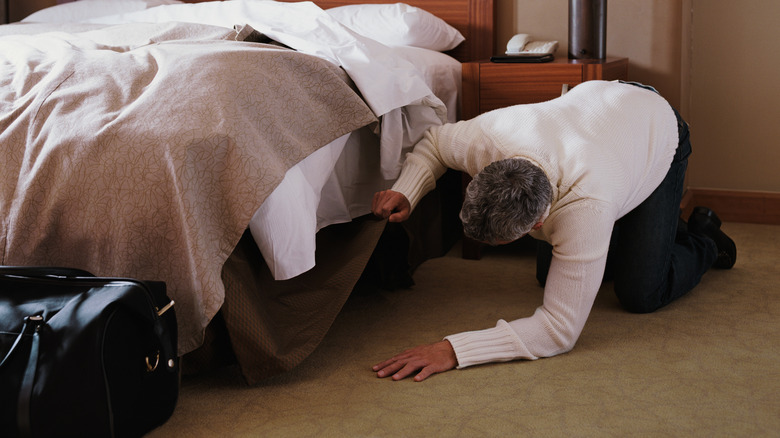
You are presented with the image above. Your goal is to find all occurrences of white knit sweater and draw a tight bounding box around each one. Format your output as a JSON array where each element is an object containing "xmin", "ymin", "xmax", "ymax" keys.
[{"xmin": 391, "ymin": 80, "xmax": 679, "ymax": 367}]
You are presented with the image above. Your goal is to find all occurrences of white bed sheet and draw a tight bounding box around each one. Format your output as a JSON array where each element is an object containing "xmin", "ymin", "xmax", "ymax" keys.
[{"xmin": 255, "ymin": 45, "xmax": 461, "ymax": 280}]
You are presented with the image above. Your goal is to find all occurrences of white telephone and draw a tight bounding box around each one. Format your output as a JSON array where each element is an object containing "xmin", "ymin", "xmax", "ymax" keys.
[{"xmin": 505, "ymin": 33, "xmax": 559, "ymax": 55}]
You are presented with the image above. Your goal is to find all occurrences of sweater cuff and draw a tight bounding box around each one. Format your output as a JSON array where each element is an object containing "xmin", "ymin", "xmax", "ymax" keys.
[
  {"xmin": 444, "ymin": 320, "xmax": 537, "ymax": 369},
  {"xmin": 390, "ymin": 159, "xmax": 436, "ymax": 211}
]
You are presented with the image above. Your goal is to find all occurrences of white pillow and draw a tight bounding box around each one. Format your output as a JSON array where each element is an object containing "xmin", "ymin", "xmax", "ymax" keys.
[
  {"xmin": 327, "ymin": 3, "xmax": 465, "ymax": 52},
  {"xmin": 22, "ymin": 0, "xmax": 183, "ymax": 23},
  {"xmin": 389, "ymin": 45, "xmax": 461, "ymax": 122}
]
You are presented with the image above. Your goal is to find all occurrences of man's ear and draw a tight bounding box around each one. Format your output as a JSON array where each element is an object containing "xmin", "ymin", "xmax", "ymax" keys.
[{"xmin": 532, "ymin": 221, "xmax": 544, "ymax": 231}]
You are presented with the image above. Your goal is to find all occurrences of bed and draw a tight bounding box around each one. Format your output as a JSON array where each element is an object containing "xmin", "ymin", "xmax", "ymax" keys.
[{"xmin": 1, "ymin": 0, "xmax": 494, "ymax": 383}]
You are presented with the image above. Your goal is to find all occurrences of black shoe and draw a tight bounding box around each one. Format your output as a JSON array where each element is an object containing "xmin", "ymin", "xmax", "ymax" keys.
[{"xmin": 687, "ymin": 206, "xmax": 737, "ymax": 269}]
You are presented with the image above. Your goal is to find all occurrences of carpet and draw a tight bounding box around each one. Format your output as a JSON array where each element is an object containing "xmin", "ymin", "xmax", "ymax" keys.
[{"xmin": 148, "ymin": 221, "xmax": 779, "ymax": 437}]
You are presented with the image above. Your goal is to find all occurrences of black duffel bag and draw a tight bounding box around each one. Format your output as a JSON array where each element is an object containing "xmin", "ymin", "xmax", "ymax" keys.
[{"xmin": 0, "ymin": 266, "xmax": 179, "ymax": 438}]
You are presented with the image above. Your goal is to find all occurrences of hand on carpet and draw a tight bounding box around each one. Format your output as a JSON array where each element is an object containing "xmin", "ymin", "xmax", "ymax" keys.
[{"xmin": 372, "ymin": 340, "xmax": 457, "ymax": 382}]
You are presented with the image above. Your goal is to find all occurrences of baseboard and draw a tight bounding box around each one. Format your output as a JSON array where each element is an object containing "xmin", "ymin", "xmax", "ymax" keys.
[{"xmin": 681, "ymin": 188, "xmax": 780, "ymax": 225}]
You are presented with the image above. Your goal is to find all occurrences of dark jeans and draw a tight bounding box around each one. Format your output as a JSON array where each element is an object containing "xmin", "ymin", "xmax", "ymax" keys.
[{"xmin": 536, "ymin": 94, "xmax": 717, "ymax": 313}]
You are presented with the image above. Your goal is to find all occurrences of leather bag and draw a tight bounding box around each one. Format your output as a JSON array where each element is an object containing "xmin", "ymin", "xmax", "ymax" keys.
[{"xmin": 0, "ymin": 266, "xmax": 179, "ymax": 438}]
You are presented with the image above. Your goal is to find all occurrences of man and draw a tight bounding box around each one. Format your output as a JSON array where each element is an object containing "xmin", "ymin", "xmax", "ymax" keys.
[{"xmin": 370, "ymin": 80, "xmax": 736, "ymax": 382}]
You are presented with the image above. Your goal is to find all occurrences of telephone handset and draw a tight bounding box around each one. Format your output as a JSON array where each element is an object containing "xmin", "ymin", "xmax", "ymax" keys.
[
  {"xmin": 505, "ymin": 33, "xmax": 559, "ymax": 55},
  {"xmin": 490, "ymin": 33, "xmax": 558, "ymax": 63}
]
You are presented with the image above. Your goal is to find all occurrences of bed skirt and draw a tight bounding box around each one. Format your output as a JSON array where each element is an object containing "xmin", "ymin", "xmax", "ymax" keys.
[{"xmin": 183, "ymin": 170, "xmax": 462, "ymax": 384}]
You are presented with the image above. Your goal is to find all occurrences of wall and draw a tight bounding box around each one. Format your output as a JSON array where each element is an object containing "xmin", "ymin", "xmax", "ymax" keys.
[
  {"xmin": 502, "ymin": 0, "xmax": 780, "ymax": 197},
  {"xmin": 687, "ymin": 0, "xmax": 780, "ymax": 192}
]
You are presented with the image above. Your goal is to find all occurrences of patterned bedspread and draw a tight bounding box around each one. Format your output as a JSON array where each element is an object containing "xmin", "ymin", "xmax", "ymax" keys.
[{"xmin": 0, "ymin": 22, "xmax": 377, "ymax": 354}]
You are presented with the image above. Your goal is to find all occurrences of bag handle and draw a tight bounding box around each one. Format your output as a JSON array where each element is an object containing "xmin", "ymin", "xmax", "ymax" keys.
[
  {"xmin": 18, "ymin": 316, "xmax": 43, "ymax": 438},
  {"xmin": 0, "ymin": 315, "xmax": 38, "ymax": 369},
  {"xmin": 0, "ymin": 266, "xmax": 94, "ymax": 278},
  {"xmin": 0, "ymin": 315, "xmax": 44, "ymax": 438}
]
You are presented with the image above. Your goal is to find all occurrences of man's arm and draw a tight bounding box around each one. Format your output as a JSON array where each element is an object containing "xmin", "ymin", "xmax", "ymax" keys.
[
  {"xmin": 387, "ymin": 127, "xmax": 451, "ymax": 212},
  {"xmin": 369, "ymin": 126, "xmax": 457, "ymax": 381},
  {"xmin": 448, "ymin": 202, "xmax": 614, "ymax": 367}
]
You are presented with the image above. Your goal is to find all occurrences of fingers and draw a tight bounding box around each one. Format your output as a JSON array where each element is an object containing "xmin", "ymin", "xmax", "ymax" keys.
[
  {"xmin": 375, "ymin": 359, "xmax": 440, "ymax": 382},
  {"xmin": 371, "ymin": 190, "xmax": 392, "ymax": 219},
  {"xmin": 412, "ymin": 366, "xmax": 436, "ymax": 382},
  {"xmin": 376, "ymin": 192, "xmax": 400, "ymax": 219},
  {"xmin": 371, "ymin": 191, "xmax": 383, "ymax": 216},
  {"xmin": 371, "ymin": 190, "xmax": 410, "ymax": 222},
  {"xmin": 373, "ymin": 361, "xmax": 405, "ymax": 379},
  {"xmin": 372, "ymin": 341, "xmax": 457, "ymax": 382},
  {"xmin": 372, "ymin": 357, "xmax": 401, "ymax": 375},
  {"xmin": 388, "ymin": 210, "xmax": 410, "ymax": 223},
  {"xmin": 373, "ymin": 358, "xmax": 424, "ymax": 381}
]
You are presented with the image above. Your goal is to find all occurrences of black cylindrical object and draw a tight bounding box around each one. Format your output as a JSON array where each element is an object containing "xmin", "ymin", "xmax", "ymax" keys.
[{"xmin": 568, "ymin": 0, "xmax": 607, "ymax": 59}]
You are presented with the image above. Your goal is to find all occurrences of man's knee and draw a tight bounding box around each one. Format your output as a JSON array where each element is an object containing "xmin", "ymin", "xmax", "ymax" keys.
[{"xmin": 614, "ymin": 283, "xmax": 662, "ymax": 314}]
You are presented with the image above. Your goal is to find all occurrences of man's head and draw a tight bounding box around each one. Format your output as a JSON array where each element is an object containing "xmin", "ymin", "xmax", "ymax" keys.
[{"xmin": 460, "ymin": 158, "xmax": 552, "ymax": 245}]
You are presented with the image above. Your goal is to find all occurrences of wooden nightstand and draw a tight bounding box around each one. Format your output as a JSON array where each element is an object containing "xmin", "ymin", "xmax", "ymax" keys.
[
  {"xmin": 462, "ymin": 57, "xmax": 628, "ymax": 120},
  {"xmin": 459, "ymin": 57, "xmax": 629, "ymax": 259}
]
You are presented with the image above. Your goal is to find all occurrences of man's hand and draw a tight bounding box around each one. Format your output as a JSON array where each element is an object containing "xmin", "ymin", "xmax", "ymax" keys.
[
  {"xmin": 371, "ymin": 190, "xmax": 411, "ymax": 223},
  {"xmin": 372, "ymin": 340, "xmax": 457, "ymax": 382}
]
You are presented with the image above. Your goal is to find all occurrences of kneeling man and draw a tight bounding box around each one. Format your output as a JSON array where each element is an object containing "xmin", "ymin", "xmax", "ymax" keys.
[{"xmin": 371, "ymin": 80, "xmax": 736, "ymax": 382}]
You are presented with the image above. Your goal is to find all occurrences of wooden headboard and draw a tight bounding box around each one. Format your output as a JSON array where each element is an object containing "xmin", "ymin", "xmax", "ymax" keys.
[{"xmin": 180, "ymin": 0, "xmax": 494, "ymax": 62}]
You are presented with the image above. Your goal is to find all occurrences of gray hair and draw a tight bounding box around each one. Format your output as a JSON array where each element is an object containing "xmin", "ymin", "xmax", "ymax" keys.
[{"xmin": 460, "ymin": 158, "xmax": 552, "ymax": 245}]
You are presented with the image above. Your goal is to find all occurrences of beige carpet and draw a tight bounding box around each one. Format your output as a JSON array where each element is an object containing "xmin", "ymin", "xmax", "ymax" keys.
[{"xmin": 148, "ymin": 222, "xmax": 780, "ymax": 437}]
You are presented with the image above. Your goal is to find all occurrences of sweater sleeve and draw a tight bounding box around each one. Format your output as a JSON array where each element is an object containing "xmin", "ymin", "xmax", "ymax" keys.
[
  {"xmin": 445, "ymin": 201, "xmax": 614, "ymax": 368},
  {"xmin": 445, "ymin": 319, "xmax": 536, "ymax": 368},
  {"xmin": 390, "ymin": 126, "xmax": 450, "ymax": 211}
]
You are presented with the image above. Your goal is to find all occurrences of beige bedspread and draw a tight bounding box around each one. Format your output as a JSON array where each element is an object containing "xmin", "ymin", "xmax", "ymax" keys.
[{"xmin": 0, "ymin": 22, "xmax": 377, "ymax": 354}]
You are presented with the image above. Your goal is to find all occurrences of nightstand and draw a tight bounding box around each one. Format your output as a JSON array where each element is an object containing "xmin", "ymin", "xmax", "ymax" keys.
[
  {"xmin": 462, "ymin": 57, "xmax": 628, "ymax": 120},
  {"xmin": 459, "ymin": 57, "xmax": 629, "ymax": 259}
]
